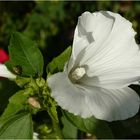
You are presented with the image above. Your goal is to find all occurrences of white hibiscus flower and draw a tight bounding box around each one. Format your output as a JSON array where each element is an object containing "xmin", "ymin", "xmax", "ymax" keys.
[
  {"xmin": 47, "ymin": 11, "xmax": 140, "ymax": 121},
  {"xmin": 0, "ymin": 64, "xmax": 16, "ymax": 79}
]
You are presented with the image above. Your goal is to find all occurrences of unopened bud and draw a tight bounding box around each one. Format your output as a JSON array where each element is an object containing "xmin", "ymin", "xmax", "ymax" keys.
[
  {"xmin": 16, "ymin": 77, "xmax": 30, "ymax": 87},
  {"xmin": 28, "ymin": 97, "xmax": 41, "ymax": 109},
  {"xmin": 36, "ymin": 77, "xmax": 45, "ymax": 88}
]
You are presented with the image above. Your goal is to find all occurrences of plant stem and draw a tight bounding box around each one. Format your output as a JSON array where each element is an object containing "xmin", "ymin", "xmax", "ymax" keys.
[
  {"xmin": 43, "ymin": 83, "xmax": 63, "ymax": 139},
  {"xmin": 47, "ymin": 103, "xmax": 63, "ymax": 139}
]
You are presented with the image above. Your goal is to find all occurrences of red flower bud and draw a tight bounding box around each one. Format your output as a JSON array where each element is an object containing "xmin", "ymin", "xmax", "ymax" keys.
[{"xmin": 0, "ymin": 49, "xmax": 9, "ymax": 63}]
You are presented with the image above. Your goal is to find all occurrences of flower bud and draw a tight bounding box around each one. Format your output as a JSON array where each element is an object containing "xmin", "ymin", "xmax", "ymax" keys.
[{"xmin": 28, "ymin": 97, "xmax": 41, "ymax": 109}]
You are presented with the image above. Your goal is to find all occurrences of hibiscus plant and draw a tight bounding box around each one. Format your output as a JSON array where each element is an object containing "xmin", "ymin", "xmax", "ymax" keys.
[{"xmin": 0, "ymin": 11, "xmax": 140, "ymax": 139}]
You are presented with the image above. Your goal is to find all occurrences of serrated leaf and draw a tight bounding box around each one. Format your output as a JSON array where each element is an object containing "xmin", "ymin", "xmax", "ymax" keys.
[
  {"xmin": 0, "ymin": 79, "xmax": 20, "ymax": 115},
  {"xmin": 63, "ymin": 111, "xmax": 114, "ymax": 139},
  {"xmin": 46, "ymin": 46, "xmax": 71, "ymax": 74},
  {"xmin": 0, "ymin": 112, "xmax": 33, "ymax": 139},
  {"xmin": 0, "ymin": 90, "xmax": 29, "ymax": 121},
  {"xmin": 6, "ymin": 32, "xmax": 44, "ymax": 77}
]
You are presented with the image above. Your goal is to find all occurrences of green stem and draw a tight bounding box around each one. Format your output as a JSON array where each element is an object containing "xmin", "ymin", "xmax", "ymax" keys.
[
  {"xmin": 52, "ymin": 117, "xmax": 63, "ymax": 139},
  {"xmin": 47, "ymin": 104, "xmax": 63, "ymax": 139},
  {"xmin": 43, "ymin": 83, "xmax": 63, "ymax": 139}
]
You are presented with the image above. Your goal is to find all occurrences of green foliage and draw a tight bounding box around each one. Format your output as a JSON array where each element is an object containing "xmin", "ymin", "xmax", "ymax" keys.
[
  {"xmin": 63, "ymin": 111, "xmax": 114, "ymax": 139},
  {"xmin": 24, "ymin": 1, "xmax": 66, "ymax": 49},
  {"xmin": 0, "ymin": 90, "xmax": 29, "ymax": 121},
  {"xmin": 0, "ymin": 79, "xmax": 19, "ymax": 115},
  {"xmin": 46, "ymin": 46, "xmax": 71, "ymax": 74},
  {"xmin": 6, "ymin": 32, "xmax": 44, "ymax": 77},
  {"xmin": 61, "ymin": 115, "xmax": 78, "ymax": 139},
  {"xmin": 0, "ymin": 112, "xmax": 33, "ymax": 139}
]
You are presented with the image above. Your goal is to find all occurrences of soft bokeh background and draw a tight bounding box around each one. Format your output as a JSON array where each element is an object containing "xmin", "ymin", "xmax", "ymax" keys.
[
  {"xmin": 0, "ymin": 1, "xmax": 140, "ymax": 139},
  {"xmin": 0, "ymin": 1, "xmax": 140, "ymax": 65}
]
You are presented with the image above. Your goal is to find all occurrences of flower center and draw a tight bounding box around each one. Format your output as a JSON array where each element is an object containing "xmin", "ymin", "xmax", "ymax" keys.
[{"xmin": 71, "ymin": 67, "xmax": 86, "ymax": 81}]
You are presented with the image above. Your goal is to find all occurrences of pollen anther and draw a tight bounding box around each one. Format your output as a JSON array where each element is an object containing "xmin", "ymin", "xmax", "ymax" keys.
[{"xmin": 71, "ymin": 67, "xmax": 86, "ymax": 81}]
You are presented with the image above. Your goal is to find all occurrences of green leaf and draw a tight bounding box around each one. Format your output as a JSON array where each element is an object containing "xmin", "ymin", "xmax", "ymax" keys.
[
  {"xmin": 0, "ymin": 79, "xmax": 20, "ymax": 115},
  {"xmin": 0, "ymin": 90, "xmax": 29, "ymax": 121},
  {"xmin": 46, "ymin": 46, "xmax": 71, "ymax": 74},
  {"xmin": 63, "ymin": 111, "xmax": 114, "ymax": 139},
  {"xmin": 0, "ymin": 112, "xmax": 33, "ymax": 139},
  {"xmin": 6, "ymin": 32, "xmax": 44, "ymax": 77},
  {"xmin": 61, "ymin": 115, "xmax": 77, "ymax": 139}
]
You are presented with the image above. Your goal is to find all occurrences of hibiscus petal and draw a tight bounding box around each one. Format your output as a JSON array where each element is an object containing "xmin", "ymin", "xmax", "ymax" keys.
[
  {"xmin": 79, "ymin": 11, "xmax": 136, "ymax": 66},
  {"xmin": 47, "ymin": 72, "xmax": 92, "ymax": 117},
  {"xmin": 80, "ymin": 61, "xmax": 140, "ymax": 89},
  {"xmin": 77, "ymin": 11, "xmax": 140, "ymax": 88},
  {"xmin": 48, "ymin": 72, "xmax": 140, "ymax": 121},
  {"xmin": 67, "ymin": 27, "xmax": 89, "ymax": 73},
  {"xmin": 0, "ymin": 64, "xmax": 16, "ymax": 79},
  {"xmin": 68, "ymin": 11, "xmax": 114, "ymax": 72},
  {"xmin": 78, "ymin": 11, "xmax": 114, "ymax": 44},
  {"xmin": 84, "ymin": 86, "xmax": 140, "ymax": 121}
]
